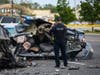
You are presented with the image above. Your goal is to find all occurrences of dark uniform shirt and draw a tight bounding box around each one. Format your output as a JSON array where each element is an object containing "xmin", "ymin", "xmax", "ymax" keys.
[{"xmin": 50, "ymin": 23, "xmax": 67, "ymax": 42}]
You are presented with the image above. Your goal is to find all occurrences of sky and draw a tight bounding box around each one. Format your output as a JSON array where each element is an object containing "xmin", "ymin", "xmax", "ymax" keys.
[{"xmin": 16, "ymin": 0, "xmax": 85, "ymax": 8}]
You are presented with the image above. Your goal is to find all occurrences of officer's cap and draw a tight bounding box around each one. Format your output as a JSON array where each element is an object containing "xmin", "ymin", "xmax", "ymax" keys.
[{"xmin": 56, "ymin": 17, "xmax": 62, "ymax": 21}]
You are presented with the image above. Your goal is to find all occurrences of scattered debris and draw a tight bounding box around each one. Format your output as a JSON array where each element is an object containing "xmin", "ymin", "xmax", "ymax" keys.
[
  {"xmin": 87, "ymin": 64, "xmax": 100, "ymax": 69},
  {"xmin": 34, "ymin": 71, "xmax": 40, "ymax": 75},
  {"xmin": 53, "ymin": 72, "xmax": 60, "ymax": 75},
  {"xmin": 68, "ymin": 66, "xmax": 80, "ymax": 70},
  {"xmin": 68, "ymin": 73, "xmax": 70, "ymax": 75}
]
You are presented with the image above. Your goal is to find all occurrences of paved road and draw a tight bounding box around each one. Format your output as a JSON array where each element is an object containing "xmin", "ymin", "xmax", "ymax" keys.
[
  {"xmin": 85, "ymin": 34, "xmax": 100, "ymax": 64},
  {"xmin": 0, "ymin": 34, "xmax": 100, "ymax": 75}
]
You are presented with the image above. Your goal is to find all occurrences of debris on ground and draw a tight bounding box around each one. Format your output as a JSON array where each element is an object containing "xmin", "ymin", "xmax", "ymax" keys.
[
  {"xmin": 68, "ymin": 66, "xmax": 80, "ymax": 70},
  {"xmin": 87, "ymin": 64, "xmax": 100, "ymax": 69}
]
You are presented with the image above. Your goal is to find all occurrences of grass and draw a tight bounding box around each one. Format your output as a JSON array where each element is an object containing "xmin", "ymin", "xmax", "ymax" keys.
[{"xmin": 85, "ymin": 29, "xmax": 100, "ymax": 34}]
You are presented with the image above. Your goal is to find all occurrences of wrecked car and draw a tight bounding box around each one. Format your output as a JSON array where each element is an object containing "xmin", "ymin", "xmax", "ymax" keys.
[
  {"xmin": 0, "ymin": 25, "xmax": 32, "ymax": 70},
  {"xmin": 11, "ymin": 18, "xmax": 94, "ymax": 60},
  {"xmin": 0, "ymin": 15, "xmax": 93, "ymax": 60}
]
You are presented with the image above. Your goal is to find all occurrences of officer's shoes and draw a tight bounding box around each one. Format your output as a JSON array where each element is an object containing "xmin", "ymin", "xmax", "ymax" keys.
[
  {"xmin": 55, "ymin": 68, "xmax": 60, "ymax": 72},
  {"xmin": 60, "ymin": 65, "xmax": 67, "ymax": 69},
  {"xmin": 55, "ymin": 65, "xmax": 60, "ymax": 68},
  {"xmin": 55, "ymin": 66, "xmax": 60, "ymax": 71}
]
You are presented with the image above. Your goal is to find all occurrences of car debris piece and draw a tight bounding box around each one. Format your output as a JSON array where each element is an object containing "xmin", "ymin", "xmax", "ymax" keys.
[
  {"xmin": 0, "ymin": 25, "xmax": 29, "ymax": 70},
  {"xmin": 68, "ymin": 66, "xmax": 80, "ymax": 70},
  {"xmin": 87, "ymin": 64, "xmax": 100, "ymax": 69}
]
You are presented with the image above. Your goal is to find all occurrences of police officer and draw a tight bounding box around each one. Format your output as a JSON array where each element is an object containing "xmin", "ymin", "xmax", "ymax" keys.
[{"xmin": 50, "ymin": 17, "xmax": 67, "ymax": 69}]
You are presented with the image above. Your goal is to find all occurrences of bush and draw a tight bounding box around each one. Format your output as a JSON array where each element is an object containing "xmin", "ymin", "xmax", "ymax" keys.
[
  {"xmin": 85, "ymin": 29, "xmax": 100, "ymax": 33},
  {"xmin": 94, "ymin": 29, "xmax": 100, "ymax": 32}
]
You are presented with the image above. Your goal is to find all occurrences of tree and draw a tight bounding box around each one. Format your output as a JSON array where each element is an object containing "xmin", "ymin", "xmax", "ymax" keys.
[
  {"xmin": 32, "ymin": 2, "xmax": 41, "ymax": 9},
  {"xmin": 43, "ymin": 4, "xmax": 57, "ymax": 13},
  {"xmin": 80, "ymin": 0, "xmax": 100, "ymax": 24},
  {"xmin": 94, "ymin": 0, "xmax": 100, "ymax": 21},
  {"xmin": 56, "ymin": 0, "xmax": 76, "ymax": 24},
  {"xmin": 20, "ymin": 2, "xmax": 33, "ymax": 9},
  {"xmin": 19, "ymin": 2, "xmax": 41, "ymax": 9},
  {"xmin": 44, "ymin": 4, "xmax": 52, "ymax": 9},
  {"xmin": 0, "ymin": 0, "xmax": 9, "ymax": 4}
]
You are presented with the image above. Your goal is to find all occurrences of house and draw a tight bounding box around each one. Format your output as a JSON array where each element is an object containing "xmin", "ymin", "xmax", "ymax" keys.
[
  {"xmin": 0, "ymin": 4, "xmax": 33, "ymax": 16},
  {"xmin": 32, "ymin": 10, "xmax": 58, "ymax": 21}
]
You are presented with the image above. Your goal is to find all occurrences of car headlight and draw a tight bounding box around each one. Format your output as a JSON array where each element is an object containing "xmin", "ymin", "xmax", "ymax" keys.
[
  {"xmin": 81, "ymin": 38, "xmax": 86, "ymax": 42},
  {"xmin": 0, "ymin": 52, "xmax": 3, "ymax": 59}
]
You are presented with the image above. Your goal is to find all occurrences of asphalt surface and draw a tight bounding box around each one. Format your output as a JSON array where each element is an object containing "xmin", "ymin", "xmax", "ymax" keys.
[{"xmin": 0, "ymin": 33, "xmax": 100, "ymax": 75}]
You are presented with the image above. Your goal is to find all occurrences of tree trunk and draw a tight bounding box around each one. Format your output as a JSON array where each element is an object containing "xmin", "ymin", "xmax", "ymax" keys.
[
  {"xmin": 92, "ymin": 27, "xmax": 94, "ymax": 32},
  {"xmin": 91, "ymin": 21, "xmax": 94, "ymax": 32}
]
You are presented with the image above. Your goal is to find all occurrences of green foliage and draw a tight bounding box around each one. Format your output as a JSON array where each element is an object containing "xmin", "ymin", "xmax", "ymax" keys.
[
  {"xmin": 80, "ymin": 0, "xmax": 100, "ymax": 24},
  {"xmin": 32, "ymin": 2, "xmax": 41, "ymax": 9},
  {"xmin": 0, "ymin": 0, "xmax": 9, "ymax": 4},
  {"xmin": 43, "ymin": 4, "xmax": 57, "ymax": 13},
  {"xmin": 19, "ymin": 2, "xmax": 57, "ymax": 12},
  {"xmin": 94, "ymin": 29, "xmax": 100, "ymax": 32},
  {"xmin": 44, "ymin": 4, "xmax": 54, "ymax": 9},
  {"xmin": 94, "ymin": 0, "xmax": 100, "ymax": 21},
  {"xmin": 20, "ymin": 2, "xmax": 41, "ymax": 9},
  {"xmin": 57, "ymin": 0, "xmax": 76, "ymax": 24},
  {"xmin": 20, "ymin": 2, "xmax": 33, "ymax": 9}
]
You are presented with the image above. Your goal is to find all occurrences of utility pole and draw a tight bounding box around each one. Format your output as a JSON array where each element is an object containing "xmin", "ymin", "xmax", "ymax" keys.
[
  {"xmin": 11, "ymin": 0, "xmax": 14, "ymax": 17},
  {"xmin": 74, "ymin": 0, "xmax": 77, "ymax": 18},
  {"xmin": 20, "ymin": 0, "xmax": 28, "ymax": 3}
]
